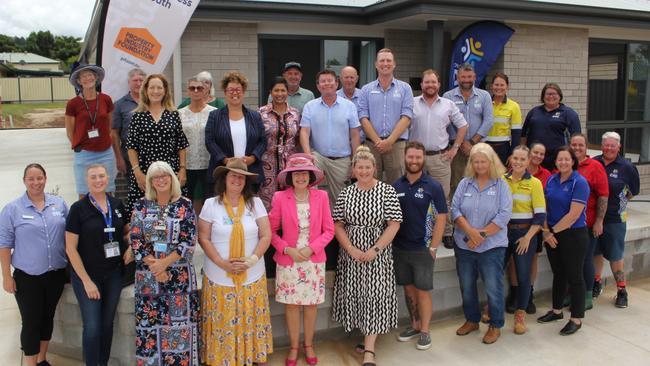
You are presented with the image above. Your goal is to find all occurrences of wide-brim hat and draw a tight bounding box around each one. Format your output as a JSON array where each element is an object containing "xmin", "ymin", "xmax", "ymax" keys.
[
  {"xmin": 276, "ymin": 153, "xmax": 325, "ymax": 188},
  {"xmin": 69, "ymin": 63, "xmax": 105, "ymax": 89},
  {"xmin": 213, "ymin": 158, "xmax": 258, "ymax": 182}
]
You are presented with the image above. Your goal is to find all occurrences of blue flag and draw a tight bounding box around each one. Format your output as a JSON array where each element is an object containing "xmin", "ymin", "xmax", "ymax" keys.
[{"xmin": 448, "ymin": 21, "xmax": 514, "ymax": 89}]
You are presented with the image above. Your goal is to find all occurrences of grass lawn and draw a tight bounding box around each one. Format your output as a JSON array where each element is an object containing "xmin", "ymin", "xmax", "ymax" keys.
[{"xmin": 1, "ymin": 102, "xmax": 66, "ymax": 128}]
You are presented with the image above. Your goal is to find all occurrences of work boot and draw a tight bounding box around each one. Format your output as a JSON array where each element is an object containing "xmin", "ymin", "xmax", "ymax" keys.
[
  {"xmin": 514, "ymin": 310, "xmax": 527, "ymax": 335},
  {"xmin": 456, "ymin": 321, "xmax": 479, "ymax": 336},
  {"xmin": 482, "ymin": 326, "xmax": 501, "ymax": 344}
]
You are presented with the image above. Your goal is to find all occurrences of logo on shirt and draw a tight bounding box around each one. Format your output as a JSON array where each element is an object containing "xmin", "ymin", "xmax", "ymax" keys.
[
  {"xmin": 552, "ymin": 112, "xmax": 561, "ymax": 119},
  {"xmin": 415, "ymin": 187, "xmax": 425, "ymax": 199},
  {"xmin": 610, "ymin": 169, "xmax": 619, "ymax": 179}
]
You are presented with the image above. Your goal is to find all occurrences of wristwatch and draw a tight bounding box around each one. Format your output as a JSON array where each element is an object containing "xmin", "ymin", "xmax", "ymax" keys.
[{"xmin": 479, "ymin": 231, "xmax": 487, "ymax": 238}]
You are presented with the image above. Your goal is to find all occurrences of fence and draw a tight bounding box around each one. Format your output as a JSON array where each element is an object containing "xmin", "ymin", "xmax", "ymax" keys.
[{"xmin": 0, "ymin": 77, "xmax": 75, "ymax": 102}]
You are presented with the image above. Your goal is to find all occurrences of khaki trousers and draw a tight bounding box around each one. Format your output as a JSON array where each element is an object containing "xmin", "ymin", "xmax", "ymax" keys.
[
  {"xmin": 313, "ymin": 151, "xmax": 351, "ymax": 208},
  {"xmin": 365, "ymin": 140, "xmax": 406, "ymax": 184}
]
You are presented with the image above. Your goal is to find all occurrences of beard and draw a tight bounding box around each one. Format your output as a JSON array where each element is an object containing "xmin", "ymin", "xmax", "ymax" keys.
[
  {"xmin": 422, "ymin": 88, "xmax": 438, "ymax": 98},
  {"xmin": 406, "ymin": 162, "xmax": 424, "ymax": 174}
]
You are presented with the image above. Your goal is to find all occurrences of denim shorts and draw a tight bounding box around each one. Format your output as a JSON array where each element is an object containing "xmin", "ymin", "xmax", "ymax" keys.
[
  {"xmin": 393, "ymin": 246, "xmax": 434, "ymax": 291},
  {"xmin": 73, "ymin": 147, "xmax": 117, "ymax": 195},
  {"xmin": 594, "ymin": 222, "xmax": 626, "ymax": 261}
]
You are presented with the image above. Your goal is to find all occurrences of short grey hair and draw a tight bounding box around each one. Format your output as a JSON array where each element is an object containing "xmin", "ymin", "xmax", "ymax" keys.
[
  {"xmin": 196, "ymin": 71, "xmax": 215, "ymax": 96},
  {"xmin": 602, "ymin": 131, "xmax": 621, "ymax": 145},
  {"xmin": 145, "ymin": 161, "xmax": 182, "ymax": 201},
  {"xmin": 458, "ymin": 63, "xmax": 475, "ymax": 73},
  {"xmin": 128, "ymin": 68, "xmax": 146, "ymax": 79}
]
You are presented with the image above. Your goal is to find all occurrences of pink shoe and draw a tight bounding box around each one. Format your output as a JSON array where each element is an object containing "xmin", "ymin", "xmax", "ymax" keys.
[
  {"xmin": 285, "ymin": 347, "xmax": 298, "ymax": 366},
  {"xmin": 304, "ymin": 344, "xmax": 318, "ymax": 365}
]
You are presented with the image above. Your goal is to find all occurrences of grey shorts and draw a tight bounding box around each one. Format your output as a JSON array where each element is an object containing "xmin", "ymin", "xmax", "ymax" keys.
[{"xmin": 393, "ymin": 246, "xmax": 435, "ymax": 291}]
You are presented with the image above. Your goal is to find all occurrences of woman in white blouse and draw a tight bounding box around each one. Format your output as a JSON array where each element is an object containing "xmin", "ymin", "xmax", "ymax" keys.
[{"xmin": 179, "ymin": 76, "xmax": 217, "ymax": 213}]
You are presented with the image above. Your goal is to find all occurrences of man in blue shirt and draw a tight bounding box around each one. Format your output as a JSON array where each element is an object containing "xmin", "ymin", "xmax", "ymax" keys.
[
  {"xmin": 442, "ymin": 63, "xmax": 494, "ymax": 196},
  {"xmin": 593, "ymin": 132, "xmax": 640, "ymax": 308},
  {"xmin": 359, "ymin": 48, "xmax": 414, "ymax": 184},
  {"xmin": 300, "ymin": 69, "xmax": 361, "ymax": 206},
  {"xmin": 392, "ymin": 141, "xmax": 447, "ymax": 351},
  {"xmin": 111, "ymin": 68, "xmax": 145, "ymax": 175}
]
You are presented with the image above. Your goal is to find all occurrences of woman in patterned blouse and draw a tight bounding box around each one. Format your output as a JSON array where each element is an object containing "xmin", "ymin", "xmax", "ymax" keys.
[
  {"xmin": 258, "ymin": 77, "xmax": 301, "ymax": 211},
  {"xmin": 126, "ymin": 74, "xmax": 189, "ymax": 213}
]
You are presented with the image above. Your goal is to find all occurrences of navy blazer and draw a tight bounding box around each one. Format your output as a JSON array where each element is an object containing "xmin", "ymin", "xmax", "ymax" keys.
[{"xmin": 205, "ymin": 105, "xmax": 267, "ymax": 185}]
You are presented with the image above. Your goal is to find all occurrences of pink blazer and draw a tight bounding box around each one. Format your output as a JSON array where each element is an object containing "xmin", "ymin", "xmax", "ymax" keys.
[{"xmin": 268, "ymin": 187, "xmax": 335, "ymax": 266}]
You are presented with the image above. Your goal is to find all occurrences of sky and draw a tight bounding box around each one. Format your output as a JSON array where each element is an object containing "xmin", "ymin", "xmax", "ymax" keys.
[
  {"xmin": 1, "ymin": 0, "xmax": 648, "ymax": 39},
  {"xmin": 0, "ymin": 0, "xmax": 96, "ymax": 38}
]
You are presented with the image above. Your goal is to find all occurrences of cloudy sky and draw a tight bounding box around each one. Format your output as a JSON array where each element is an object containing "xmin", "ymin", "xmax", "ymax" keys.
[
  {"xmin": 1, "ymin": 0, "xmax": 96, "ymax": 38},
  {"xmin": 1, "ymin": 0, "xmax": 648, "ymax": 39}
]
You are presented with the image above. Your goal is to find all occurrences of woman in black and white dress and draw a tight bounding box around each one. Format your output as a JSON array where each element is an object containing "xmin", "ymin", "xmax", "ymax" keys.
[{"xmin": 331, "ymin": 145, "xmax": 402, "ymax": 366}]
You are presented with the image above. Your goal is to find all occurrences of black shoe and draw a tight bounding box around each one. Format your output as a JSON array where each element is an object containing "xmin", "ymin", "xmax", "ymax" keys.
[
  {"xmin": 537, "ymin": 310, "xmax": 563, "ymax": 323},
  {"xmin": 615, "ymin": 288, "xmax": 628, "ymax": 308},
  {"xmin": 592, "ymin": 280, "xmax": 603, "ymax": 298},
  {"xmin": 37, "ymin": 361, "xmax": 52, "ymax": 366},
  {"xmin": 559, "ymin": 320, "xmax": 582, "ymax": 335},
  {"xmin": 526, "ymin": 287, "xmax": 537, "ymax": 314},
  {"xmin": 442, "ymin": 235, "xmax": 454, "ymax": 249},
  {"xmin": 505, "ymin": 286, "xmax": 517, "ymax": 314}
]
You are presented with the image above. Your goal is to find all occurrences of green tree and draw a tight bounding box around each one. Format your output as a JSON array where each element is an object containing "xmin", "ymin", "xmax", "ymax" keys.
[
  {"xmin": 53, "ymin": 35, "xmax": 81, "ymax": 61},
  {"xmin": 25, "ymin": 31, "xmax": 55, "ymax": 58},
  {"xmin": 0, "ymin": 34, "xmax": 19, "ymax": 52}
]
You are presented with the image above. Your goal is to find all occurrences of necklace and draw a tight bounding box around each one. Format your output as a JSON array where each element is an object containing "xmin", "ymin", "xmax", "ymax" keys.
[{"xmin": 294, "ymin": 190, "xmax": 309, "ymax": 203}]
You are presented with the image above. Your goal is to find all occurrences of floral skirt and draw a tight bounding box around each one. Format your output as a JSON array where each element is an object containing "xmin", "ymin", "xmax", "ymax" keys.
[
  {"xmin": 275, "ymin": 262, "xmax": 326, "ymax": 305},
  {"xmin": 200, "ymin": 275, "xmax": 273, "ymax": 366}
]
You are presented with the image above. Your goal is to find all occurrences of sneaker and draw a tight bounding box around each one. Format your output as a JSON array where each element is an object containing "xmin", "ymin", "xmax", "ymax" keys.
[
  {"xmin": 615, "ymin": 288, "xmax": 628, "ymax": 308},
  {"xmin": 416, "ymin": 332, "xmax": 432, "ymax": 350},
  {"xmin": 592, "ymin": 280, "xmax": 603, "ymax": 298},
  {"xmin": 397, "ymin": 327, "xmax": 420, "ymax": 342}
]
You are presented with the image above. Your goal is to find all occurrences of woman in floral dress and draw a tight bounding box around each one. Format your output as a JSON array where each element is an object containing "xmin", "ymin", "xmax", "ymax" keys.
[
  {"xmin": 268, "ymin": 153, "xmax": 334, "ymax": 366},
  {"xmin": 258, "ymin": 77, "xmax": 301, "ymax": 211},
  {"xmin": 130, "ymin": 161, "xmax": 200, "ymax": 365}
]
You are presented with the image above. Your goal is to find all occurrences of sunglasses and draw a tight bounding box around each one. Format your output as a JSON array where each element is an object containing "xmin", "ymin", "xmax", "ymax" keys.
[{"xmin": 188, "ymin": 86, "xmax": 205, "ymax": 92}]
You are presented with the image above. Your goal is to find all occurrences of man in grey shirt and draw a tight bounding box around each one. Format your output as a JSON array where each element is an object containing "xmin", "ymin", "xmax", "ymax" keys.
[
  {"xmin": 112, "ymin": 68, "xmax": 145, "ymax": 174},
  {"xmin": 267, "ymin": 61, "xmax": 314, "ymax": 113},
  {"xmin": 442, "ymin": 63, "xmax": 494, "ymax": 195}
]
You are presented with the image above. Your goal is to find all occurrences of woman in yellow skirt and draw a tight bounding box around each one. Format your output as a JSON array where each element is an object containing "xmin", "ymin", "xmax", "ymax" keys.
[{"xmin": 197, "ymin": 158, "xmax": 273, "ymax": 365}]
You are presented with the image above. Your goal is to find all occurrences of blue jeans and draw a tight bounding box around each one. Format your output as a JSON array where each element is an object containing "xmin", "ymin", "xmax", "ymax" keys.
[
  {"xmin": 71, "ymin": 269, "xmax": 122, "ymax": 366},
  {"xmin": 455, "ymin": 246, "xmax": 506, "ymax": 328},
  {"xmin": 505, "ymin": 227, "xmax": 538, "ymax": 310}
]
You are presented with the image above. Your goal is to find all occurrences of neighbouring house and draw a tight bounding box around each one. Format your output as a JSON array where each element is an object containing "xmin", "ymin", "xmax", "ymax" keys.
[{"xmin": 0, "ymin": 52, "xmax": 64, "ymax": 76}]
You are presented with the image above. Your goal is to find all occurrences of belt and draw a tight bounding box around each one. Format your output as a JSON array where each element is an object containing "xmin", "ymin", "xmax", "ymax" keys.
[
  {"xmin": 326, "ymin": 156, "xmax": 348, "ymax": 160},
  {"xmin": 425, "ymin": 148, "xmax": 448, "ymax": 156},
  {"xmin": 487, "ymin": 141, "xmax": 508, "ymax": 146},
  {"xmin": 380, "ymin": 137, "xmax": 406, "ymax": 142},
  {"xmin": 508, "ymin": 223, "xmax": 531, "ymax": 229}
]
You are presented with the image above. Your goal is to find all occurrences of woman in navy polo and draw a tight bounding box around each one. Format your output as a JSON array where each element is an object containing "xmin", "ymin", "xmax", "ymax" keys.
[
  {"xmin": 537, "ymin": 146, "xmax": 590, "ymax": 335},
  {"xmin": 520, "ymin": 83, "xmax": 581, "ymax": 170}
]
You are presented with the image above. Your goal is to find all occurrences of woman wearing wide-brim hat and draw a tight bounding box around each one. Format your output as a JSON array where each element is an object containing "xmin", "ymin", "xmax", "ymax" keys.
[
  {"xmin": 197, "ymin": 158, "xmax": 273, "ymax": 366},
  {"xmin": 268, "ymin": 153, "xmax": 334, "ymax": 366},
  {"xmin": 65, "ymin": 64, "xmax": 118, "ymax": 200}
]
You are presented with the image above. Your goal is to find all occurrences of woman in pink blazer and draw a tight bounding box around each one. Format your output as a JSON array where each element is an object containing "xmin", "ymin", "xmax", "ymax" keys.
[{"xmin": 269, "ymin": 153, "xmax": 334, "ymax": 366}]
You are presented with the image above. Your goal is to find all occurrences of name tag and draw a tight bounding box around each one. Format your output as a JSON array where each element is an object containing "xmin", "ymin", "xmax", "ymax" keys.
[
  {"xmin": 370, "ymin": 90, "xmax": 381, "ymax": 94},
  {"xmin": 487, "ymin": 190, "xmax": 496, "ymax": 196},
  {"xmin": 154, "ymin": 224, "xmax": 166, "ymax": 231},
  {"xmin": 51, "ymin": 210, "xmax": 63, "ymax": 217},
  {"xmin": 104, "ymin": 241, "xmax": 120, "ymax": 258},
  {"xmin": 88, "ymin": 129, "xmax": 99, "ymax": 138},
  {"xmin": 154, "ymin": 242, "xmax": 168, "ymax": 253},
  {"xmin": 22, "ymin": 215, "xmax": 34, "ymax": 219},
  {"xmin": 464, "ymin": 193, "xmax": 472, "ymax": 197},
  {"xmin": 396, "ymin": 193, "xmax": 405, "ymax": 197},
  {"xmin": 455, "ymin": 101, "xmax": 464, "ymax": 104},
  {"xmin": 104, "ymin": 227, "xmax": 116, "ymax": 233}
]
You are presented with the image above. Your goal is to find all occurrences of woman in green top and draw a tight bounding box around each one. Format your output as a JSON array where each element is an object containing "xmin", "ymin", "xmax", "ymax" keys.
[{"xmin": 177, "ymin": 71, "xmax": 226, "ymax": 109}]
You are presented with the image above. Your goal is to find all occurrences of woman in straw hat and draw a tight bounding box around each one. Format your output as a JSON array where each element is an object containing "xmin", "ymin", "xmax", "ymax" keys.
[
  {"xmin": 65, "ymin": 64, "xmax": 118, "ymax": 200},
  {"xmin": 198, "ymin": 158, "xmax": 273, "ymax": 366},
  {"xmin": 268, "ymin": 153, "xmax": 334, "ymax": 366}
]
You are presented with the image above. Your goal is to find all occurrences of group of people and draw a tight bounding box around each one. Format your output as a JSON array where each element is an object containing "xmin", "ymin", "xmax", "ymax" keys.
[{"xmin": 0, "ymin": 46, "xmax": 641, "ymax": 366}]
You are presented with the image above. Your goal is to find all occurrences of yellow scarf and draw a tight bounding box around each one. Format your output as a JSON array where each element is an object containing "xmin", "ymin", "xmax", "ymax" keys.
[{"xmin": 224, "ymin": 194, "xmax": 246, "ymax": 285}]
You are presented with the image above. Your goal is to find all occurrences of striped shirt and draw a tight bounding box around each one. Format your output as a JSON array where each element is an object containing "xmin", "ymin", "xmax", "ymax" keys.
[
  {"xmin": 487, "ymin": 97, "xmax": 522, "ymax": 143},
  {"xmin": 503, "ymin": 172, "xmax": 546, "ymax": 225}
]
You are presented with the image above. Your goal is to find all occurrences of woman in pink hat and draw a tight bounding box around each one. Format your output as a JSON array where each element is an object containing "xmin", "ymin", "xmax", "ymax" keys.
[{"xmin": 268, "ymin": 153, "xmax": 335, "ymax": 366}]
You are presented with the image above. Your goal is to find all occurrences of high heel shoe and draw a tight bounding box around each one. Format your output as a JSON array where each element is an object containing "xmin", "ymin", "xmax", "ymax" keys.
[
  {"xmin": 304, "ymin": 344, "xmax": 318, "ymax": 365},
  {"xmin": 285, "ymin": 347, "xmax": 299, "ymax": 366}
]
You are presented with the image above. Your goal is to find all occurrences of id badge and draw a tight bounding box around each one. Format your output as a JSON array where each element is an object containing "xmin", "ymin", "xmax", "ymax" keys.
[
  {"xmin": 88, "ymin": 129, "xmax": 99, "ymax": 138},
  {"xmin": 104, "ymin": 241, "xmax": 121, "ymax": 258},
  {"xmin": 104, "ymin": 227, "xmax": 116, "ymax": 233},
  {"xmin": 154, "ymin": 242, "xmax": 168, "ymax": 253},
  {"xmin": 154, "ymin": 221, "xmax": 166, "ymax": 231}
]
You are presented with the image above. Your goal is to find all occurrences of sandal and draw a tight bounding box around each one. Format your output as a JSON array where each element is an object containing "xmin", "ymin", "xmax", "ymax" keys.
[
  {"xmin": 285, "ymin": 347, "xmax": 299, "ymax": 366},
  {"xmin": 362, "ymin": 350, "xmax": 376, "ymax": 366},
  {"xmin": 304, "ymin": 344, "xmax": 318, "ymax": 365}
]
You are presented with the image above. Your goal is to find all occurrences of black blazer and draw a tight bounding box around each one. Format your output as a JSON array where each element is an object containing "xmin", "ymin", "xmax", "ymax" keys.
[{"xmin": 205, "ymin": 105, "xmax": 267, "ymax": 185}]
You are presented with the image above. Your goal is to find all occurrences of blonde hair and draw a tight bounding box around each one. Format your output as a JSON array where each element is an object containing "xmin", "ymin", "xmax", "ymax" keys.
[
  {"xmin": 464, "ymin": 142, "xmax": 506, "ymax": 180},
  {"xmin": 352, "ymin": 145, "xmax": 375, "ymax": 167},
  {"xmin": 145, "ymin": 161, "xmax": 182, "ymax": 201},
  {"xmin": 135, "ymin": 74, "xmax": 176, "ymax": 113}
]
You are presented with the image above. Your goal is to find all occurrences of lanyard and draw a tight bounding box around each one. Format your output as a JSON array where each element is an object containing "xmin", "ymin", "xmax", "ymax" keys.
[
  {"xmin": 89, "ymin": 194, "xmax": 113, "ymax": 241},
  {"xmin": 81, "ymin": 93, "xmax": 100, "ymax": 129}
]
